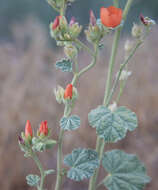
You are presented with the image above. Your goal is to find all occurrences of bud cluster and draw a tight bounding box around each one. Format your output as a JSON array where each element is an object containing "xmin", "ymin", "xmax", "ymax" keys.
[
  {"xmin": 124, "ymin": 14, "xmax": 155, "ymax": 60},
  {"xmin": 18, "ymin": 120, "xmax": 56, "ymax": 154},
  {"xmin": 131, "ymin": 14, "xmax": 155, "ymax": 39},
  {"xmin": 50, "ymin": 16, "xmax": 82, "ymax": 44},
  {"xmin": 85, "ymin": 10, "xmax": 104, "ymax": 44},
  {"xmin": 54, "ymin": 84, "xmax": 78, "ymax": 105}
]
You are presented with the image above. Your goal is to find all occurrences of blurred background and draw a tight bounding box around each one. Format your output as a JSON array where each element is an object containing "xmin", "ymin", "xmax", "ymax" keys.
[{"xmin": 0, "ymin": 0, "xmax": 158, "ymax": 189}]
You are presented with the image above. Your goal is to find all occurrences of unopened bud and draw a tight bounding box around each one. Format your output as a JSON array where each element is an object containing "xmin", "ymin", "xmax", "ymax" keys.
[
  {"xmin": 140, "ymin": 14, "xmax": 156, "ymax": 26},
  {"xmin": 119, "ymin": 70, "xmax": 132, "ymax": 81},
  {"xmin": 39, "ymin": 121, "xmax": 48, "ymax": 136},
  {"xmin": 52, "ymin": 16, "xmax": 61, "ymax": 30},
  {"xmin": 131, "ymin": 23, "xmax": 142, "ymax": 38},
  {"xmin": 69, "ymin": 22, "xmax": 82, "ymax": 39},
  {"xmin": 54, "ymin": 85, "xmax": 65, "ymax": 104},
  {"xmin": 90, "ymin": 10, "xmax": 96, "ymax": 26},
  {"xmin": 25, "ymin": 120, "xmax": 33, "ymax": 139},
  {"xmin": 69, "ymin": 17, "xmax": 76, "ymax": 26},
  {"xmin": 140, "ymin": 14, "xmax": 148, "ymax": 26},
  {"xmin": 124, "ymin": 40, "xmax": 133, "ymax": 52},
  {"xmin": 64, "ymin": 84, "xmax": 73, "ymax": 99},
  {"xmin": 108, "ymin": 102, "xmax": 117, "ymax": 112},
  {"xmin": 64, "ymin": 44, "xmax": 78, "ymax": 59}
]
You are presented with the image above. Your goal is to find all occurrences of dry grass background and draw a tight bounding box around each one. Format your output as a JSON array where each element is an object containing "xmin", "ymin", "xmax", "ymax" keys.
[{"xmin": 0, "ymin": 19, "xmax": 158, "ymax": 190}]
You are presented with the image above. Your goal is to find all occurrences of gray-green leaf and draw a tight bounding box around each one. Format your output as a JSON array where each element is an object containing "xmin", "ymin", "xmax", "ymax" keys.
[
  {"xmin": 26, "ymin": 174, "xmax": 40, "ymax": 187},
  {"xmin": 88, "ymin": 106, "xmax": 137, "ymax": 143},
  {"xmin": 64, "ymin": 148, "xmax": 99, "ymax": 181},
  {"xmin": 60, "ymin": 115, "xmax": 80, "ymax": 131},
  {"xmin": 55, "ymin": 58, "xmax": 73, "ymax": 72},
  {"xmin": 102, "ymin": 150, "xmax": 151, "ymax": 190}
]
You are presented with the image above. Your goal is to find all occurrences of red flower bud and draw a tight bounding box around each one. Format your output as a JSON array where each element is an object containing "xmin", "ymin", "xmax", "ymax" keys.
[
  {"xmin": 64, "ymin": 84, "xmax": 73, "ymax": 99},
  {"xmin": 52, "ymin": 16, "xmax": 61, "ymax": 30},
  {"xmin": 140, "ymin": 14, "xmax": 148, "ymax": 26},
  {"xmin": 69, "ymin": 17, "xmax": 76, "ymax": 26},
  {"xmin": 25, "ymin": 120, "xmax": 33, "ymax": 139},
  {"xmin": 39, "ymin": 121, "xmax": 48, "ymax": 136},
  {"xmin": 90, "ymin": 10, "xmax": 96, "ymax": 26},
  {"xmin": 100, "ymin": 6, "xmax": 122, "ymax": 28}
]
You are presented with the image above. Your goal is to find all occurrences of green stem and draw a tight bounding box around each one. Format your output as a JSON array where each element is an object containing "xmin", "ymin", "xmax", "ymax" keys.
[
  {"xmin": 116, "ymin": 79, "xmax": 126, "ymax": 103},
  {"xmin": 113, "ymin": 0, "xmax": 119, "ymax": 7},
  {"xmin": 55, "ymin": 128, "xmax": 65, "ymax": 190},
  {"xmin": 103, "ymin": 28, "xmax": 121, "ymax": 105},
  {"xmin": 88, "ymin": 1, "xmax": 134, "ymax": 190},
  {"xmin": 32, "ymin": 152, "xmax": 45, "ymax": 190},
  {"xmin": 78, "ymin": 43, "xmax": 98, "ymax": 77},
  {"xmin": 88, "ymin": 138, "xmax": 105, "ymax": 190},
  {"xmin": 75, "ymin": 39, "xmax": 94, "ymax": 57},
  {"xmin": 123, "ymin": 0, "xmax": 133, "ymax": 20},
  {"xmin": 60, "ymin": 0, "xmax": 66, "ymax": 16},
  {"xmin": 54, "ymin": 44, "xmax": 99, "ymax": 190},
  {"xmin": 54, "ymin": 2, "xmax": 67, "ymax": 190},
  {"xmin": 106, "ymin": 40, "xmax": 142, "ymax": 106},
  {"xmin": 46, "ymin": 0, "xmax": 60, "ymax": 12}
]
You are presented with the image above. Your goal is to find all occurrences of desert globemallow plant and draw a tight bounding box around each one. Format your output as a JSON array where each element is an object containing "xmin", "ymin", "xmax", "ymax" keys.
[{"xmin": 18, "ymin": 0, "xmax": 156, "ymax": 190}]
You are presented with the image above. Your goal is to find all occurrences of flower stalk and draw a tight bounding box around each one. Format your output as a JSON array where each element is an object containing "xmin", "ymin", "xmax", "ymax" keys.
[
  {"xmin": 88, "ymin": 1, "xmax": 134, "ymax": 190},
  {"xmin": 31, "ymin": 152, "xmax": 45, "ymax": 190}
]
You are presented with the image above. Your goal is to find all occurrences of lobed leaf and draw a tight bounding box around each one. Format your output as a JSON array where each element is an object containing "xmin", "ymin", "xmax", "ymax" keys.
[
  {"xmin": 60, "ymin": 115, "xmax": 80, "ymax": 131},
  {"xmin": 64, "ymin": 148, "xmax": 99, "ymax": 181},
  {"xmin": 88, "ymin": 106, "xmax": 137, "ymax": 143},
  {"xmin": 55, "ymin": 58, "xmax": 73, "ymax": 72},
  {"xmin": 102, "ymin": 149, "xmax": 151, "ymax": 190},
  {"xmin": 26, "ymin": 174, "xmax": 40, "ymax": 187}
]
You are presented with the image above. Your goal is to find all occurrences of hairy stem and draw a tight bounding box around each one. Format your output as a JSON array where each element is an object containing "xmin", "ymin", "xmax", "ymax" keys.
[
  {"xmin": 106, "ymin": 40, "xmax": 142, "ymax": 106},
  {"xmin": 103, "ymin": 29, "xmax": 121, "ymax": 105},
  {"xmin": 116, "ymin": 79, "xmax": 126, "ymax": 103},
  {"xmin": 54, "ymin": 43, "xmax": 99, "ymax": 190},
  {"xmin": 75, "ymin": 39, "xmax": 94, "ymax": 57},
  {"xmin": 113, "ymin": 0, "xmax": 119, "ymax": 7},
  {"xmin": 32, "ymin": 152, "xmax": 45, "ymax": 190},
  {"xmin": 78, "ymin": 43, "xmax": 98, "ymax": 77},
  {"xmin": 55, "ymin": 128, "xmax": 65, "ymax": 190}
]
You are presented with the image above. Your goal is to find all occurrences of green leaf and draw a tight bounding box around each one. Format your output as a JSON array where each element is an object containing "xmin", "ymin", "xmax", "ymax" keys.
[
  {"xmin": 64, "ymin": 148, "xmax": 99, "ymax": 181},
  {"xmin": 55, "ymin": 58, "xmax": 73, "ymax": 72},
  {"xmin": 60, "ymin": 115, "xmax": 80, "ymax": 131},
  {"xmin": 102, "ymin": 150, "xmax": 151, "ymax": 190},
  {"xmin": 26, "ymin": 174, "xmax": 40, "ymax": 187},
  {"xmin": 44, "ymin": 169, "xmax": 55, "ymax": 176},
  {"xmin": 88, "ymin": 106, "xmax": 137, "ymax": 143}
]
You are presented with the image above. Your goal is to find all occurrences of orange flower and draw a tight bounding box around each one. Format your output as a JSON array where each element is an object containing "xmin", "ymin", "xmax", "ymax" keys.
[
  {"xmin": 100, "ymin": 6, "xmax": 123, "ymax": 28},
  {"xmin": 25, "ymin": 120, "xmax": 33, "ymax": 138},
  {"xmin": 64, "ymin": 84, "xmax": 73, "ymax": 99},
  {"xmin": 52, "ymin": 16, "xmax": 61, "ymax": 30},
  {"xmin": 39, "ymin": 121, "xmax": 48, "ymax": 136}
]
